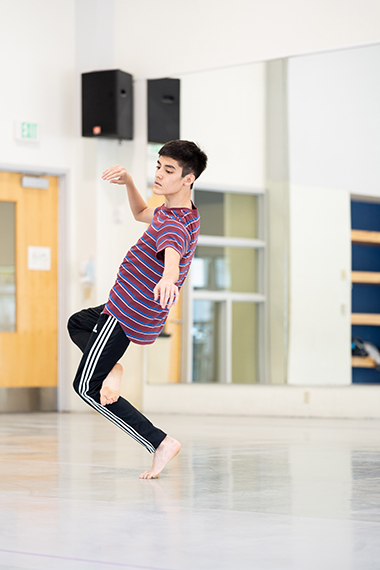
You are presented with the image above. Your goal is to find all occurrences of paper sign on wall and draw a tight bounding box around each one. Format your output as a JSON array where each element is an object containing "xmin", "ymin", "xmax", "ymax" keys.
[{"xmin": 28, "ymin": 246, "xmax": 51, "ymax": 271}]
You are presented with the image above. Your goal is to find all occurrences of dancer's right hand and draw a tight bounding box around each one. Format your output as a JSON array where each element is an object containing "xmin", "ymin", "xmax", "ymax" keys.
[{"xmin": 102, "ymin": 165, "xmax": 131, "ymax": 185}]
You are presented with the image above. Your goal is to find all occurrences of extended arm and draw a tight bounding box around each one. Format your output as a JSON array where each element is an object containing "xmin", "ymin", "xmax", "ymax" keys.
[
  {"xmin": 154, "ymin": 247, "xmax": 180, "ymax": 310},
  {"xmin": 102, "ymin": 165, "xmax": 155, "ymax": 224}
]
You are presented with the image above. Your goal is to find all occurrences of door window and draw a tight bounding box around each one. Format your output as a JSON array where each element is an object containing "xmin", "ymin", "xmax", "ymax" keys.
[{"xmin": 0, "ymin": 201, "xmax": 16, "ymax": 332}]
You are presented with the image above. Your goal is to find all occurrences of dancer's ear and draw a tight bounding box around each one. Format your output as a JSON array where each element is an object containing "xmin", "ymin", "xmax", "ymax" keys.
[{"xmin": 184, "ymin": 173, "xmax": 195, "ymax": 187}]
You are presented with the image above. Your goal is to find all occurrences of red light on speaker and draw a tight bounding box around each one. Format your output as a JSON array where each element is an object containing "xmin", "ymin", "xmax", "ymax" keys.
[{"xmin": 93, "ymin": 126, "xmax": 101, "ymax": 135}]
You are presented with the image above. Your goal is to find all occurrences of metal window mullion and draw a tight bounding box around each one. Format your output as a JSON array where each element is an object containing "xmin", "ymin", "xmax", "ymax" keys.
[
  {"xmin": 194, "ymin": 183, "xmax": 265, "ymax": 195},
  {"xmin": 182, "ymin": 273, "xmax": 194, "ymax": 384},
  {"xmin": 258, "ymin": 302, "xmax": 266, "ymax": 384},
  {"xmin": 218, "ymin": 301, "xmax": 227, "ymax": 383},
  {"xmin": 225, "ymin": 298, "xmax": 232, "ymax": 384},
  {"xmin": 261, "ymin": 193, "xmax": 269, "ymax": 384},
  {"xmin": 197, "ymin": 235, "xmax": 265, "ymax": 249},
  {"xmin": 186, "ymin": 281, "xmax": 194, "ymax": 384},
  {"xmin": 192, "ymin": 290, "xmax": 266, "ymax": 303}
]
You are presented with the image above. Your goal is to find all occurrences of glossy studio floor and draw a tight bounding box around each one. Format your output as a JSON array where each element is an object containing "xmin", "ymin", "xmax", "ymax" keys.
[{"xmin": 1, "ymin": 412, "xmax": 380, "ymax": 570}]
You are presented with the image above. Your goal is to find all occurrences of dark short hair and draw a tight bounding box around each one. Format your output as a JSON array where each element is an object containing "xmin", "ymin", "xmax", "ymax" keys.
[{"xmin": 158, "ymin": 140, "xmax": 208, "ymax": 181}]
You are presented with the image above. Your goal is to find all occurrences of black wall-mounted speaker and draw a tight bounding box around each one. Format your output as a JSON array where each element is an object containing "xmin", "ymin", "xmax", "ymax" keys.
[
  {"xmin": 147, "ymin": 78, "xmax": 180, "ymax": 143},
  {"xmin": 82, "ymin": 69, "xmax": 133, "ymax": 140}
]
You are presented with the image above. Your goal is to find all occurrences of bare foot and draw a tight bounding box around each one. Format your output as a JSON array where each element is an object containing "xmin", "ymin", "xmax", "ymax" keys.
[
  {"xmin": 139, "ymin": 436, "xmax": 181, "ymax": 479},
  {"xmin": 100, "ymin": 363, "xmax": 123, "ymax": 406}
]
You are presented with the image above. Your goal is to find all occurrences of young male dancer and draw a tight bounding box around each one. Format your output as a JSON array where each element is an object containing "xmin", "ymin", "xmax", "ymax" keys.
[{"xmin": 68, "ymin": 140, "xmax": 207, "ymax": 479}]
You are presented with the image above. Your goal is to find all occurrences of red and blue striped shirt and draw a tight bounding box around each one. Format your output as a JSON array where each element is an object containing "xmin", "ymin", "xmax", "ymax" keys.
[{"xmin": 103, "ymin": 203, "xmax": 200, "ymax": 345}]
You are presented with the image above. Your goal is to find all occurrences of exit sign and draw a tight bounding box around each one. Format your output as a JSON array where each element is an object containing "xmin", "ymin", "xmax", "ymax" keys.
[{"xmin": 14, "ymin": 121, "xmax": 39, "ymax": 143}]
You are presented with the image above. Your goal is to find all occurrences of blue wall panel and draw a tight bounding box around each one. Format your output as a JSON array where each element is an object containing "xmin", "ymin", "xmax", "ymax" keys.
[
  {"xmin": 351, "ymin": 201, "xmax": 380, "ymax": 231},
  {"xmin": 352, "ymin": 325, "xmax": 380, "ymax": 345},
  {"xmin": 352, "ymin": 284, "xmax": 380, "ymax": 313},
  {"xmin": 352, "ymin": 245, "xmax": 380, "ymax": 271},
  {"xmin": 352, "ymin": 367, "xmax": 380, "ymax": 384},
  {"xmin": 351, "ymin": 201, "xmax": 380, "ymax": 384}
]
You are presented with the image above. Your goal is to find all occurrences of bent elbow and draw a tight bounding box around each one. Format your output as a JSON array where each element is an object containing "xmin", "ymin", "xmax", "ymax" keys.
[{"xmin": 135, "ymin": 212, "xmax": 147, "ymax": 223}]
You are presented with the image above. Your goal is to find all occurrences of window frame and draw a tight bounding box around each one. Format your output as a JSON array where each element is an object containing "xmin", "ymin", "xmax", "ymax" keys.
[{"xmin": 182, "ymin": 186, "xmax": 267, "ymax": 385}]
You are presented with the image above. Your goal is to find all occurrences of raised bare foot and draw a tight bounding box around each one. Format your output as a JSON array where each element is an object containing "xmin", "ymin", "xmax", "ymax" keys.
[
  {"xmin": 139, "ymin": 436, "xmax": 181, "ymax": 479},
  {"xmin": 100, "ymin": 363, "xmax": 123, "ymax": 406}
]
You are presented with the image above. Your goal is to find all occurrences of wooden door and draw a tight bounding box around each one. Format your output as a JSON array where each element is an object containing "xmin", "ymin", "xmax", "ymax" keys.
[{"xmin": 0, "ymin": 172, "xmax": 58, "ymax": 388}]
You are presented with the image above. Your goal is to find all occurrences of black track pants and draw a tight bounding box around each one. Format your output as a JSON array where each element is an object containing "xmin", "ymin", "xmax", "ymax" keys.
[{"xmin": 68, "ymin": 306, "xmax": 166, "ymax": 453}]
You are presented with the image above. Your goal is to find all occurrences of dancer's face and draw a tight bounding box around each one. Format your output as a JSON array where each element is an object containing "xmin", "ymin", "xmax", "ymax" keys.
[{"xmin": 153, "ymin": 156, "xmax": 194, "ymax": 198}]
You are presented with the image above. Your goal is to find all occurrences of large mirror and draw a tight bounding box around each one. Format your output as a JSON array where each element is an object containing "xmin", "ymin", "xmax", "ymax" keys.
[{"xmin": 146, "ymin": 42, "xmax": 380, "ymax": 387}]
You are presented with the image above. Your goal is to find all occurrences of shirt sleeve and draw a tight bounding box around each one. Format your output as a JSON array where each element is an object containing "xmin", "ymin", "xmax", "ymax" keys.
[{"xmin": 156, "ymin": 219, "xmax": 190, "ymax": 262}]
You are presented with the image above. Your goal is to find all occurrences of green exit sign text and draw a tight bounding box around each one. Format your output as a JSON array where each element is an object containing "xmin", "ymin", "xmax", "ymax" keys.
[{"xmin": 14, "ymin": 121, "xmax": 39, "ymax": 143}]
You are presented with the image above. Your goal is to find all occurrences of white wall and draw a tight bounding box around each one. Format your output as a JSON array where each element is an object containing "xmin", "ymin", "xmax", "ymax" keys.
[
  {"xmin": 145, "ymin": 64, "xmax": 266, "ymax": 191},
  {"xmin": 287, "ymin": 45, "xmax": 380, "ymax": 385},
  {"xmin": 0, "ymin": 1, "xmax": 76, "ymax": 169},
  {"xmin": 287, "ymin": 185, "xmax": 351, "ymax": 385},
  {"xmin": 288, "ymin": 45, "xmax": 380, "ymax": 196},
  {"xmin": 178, "ymin": 64, "xmax": 266, "ymax": 191},
  {"xmin": 114, "ymin": 0, "xmax": 380, "ymax": 79}
]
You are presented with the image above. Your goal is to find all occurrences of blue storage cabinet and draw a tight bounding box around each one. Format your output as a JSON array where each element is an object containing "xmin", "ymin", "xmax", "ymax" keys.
[{"xmin": 351, "ymin": 200, "xmax": 380, "ymax": 383}]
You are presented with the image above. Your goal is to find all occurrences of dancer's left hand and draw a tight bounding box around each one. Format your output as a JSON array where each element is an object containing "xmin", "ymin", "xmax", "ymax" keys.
[{"xmin": 154, "ymin": 278, "xmax": 178, "ymax": 310}]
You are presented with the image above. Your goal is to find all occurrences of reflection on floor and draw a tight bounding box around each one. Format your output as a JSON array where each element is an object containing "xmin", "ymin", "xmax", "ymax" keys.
[{"xmin": 0, "ymin": 412, "xmax": 380, "ymax": 570}]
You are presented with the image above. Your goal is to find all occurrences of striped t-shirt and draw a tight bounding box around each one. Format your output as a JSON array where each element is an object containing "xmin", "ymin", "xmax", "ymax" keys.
[{"xmin": 102, "ymin": 203, "xmax": 200, "ymax": 345}]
